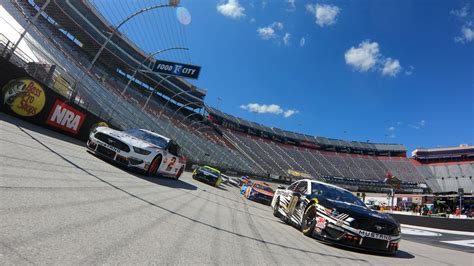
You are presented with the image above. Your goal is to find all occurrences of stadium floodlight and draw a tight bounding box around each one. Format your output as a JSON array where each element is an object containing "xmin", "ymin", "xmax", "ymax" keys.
[
  {"xmin": 141, "ymin": 76, "xmax": 172, "ymax": 111},
  {"xmin": 158, "ymin": 90, "xmax": 196, "ymax": 120},
  {"xmin": 120, "ymin": 47, "xmax": 189, "ymax": 96},
  {"xmin": 164, "ymin": 101, "xmax": 203, "ymax": 131},
  {"xmin": 69, "ymin": 3, "xmax": 181, "ymax": 101},
  {"xmin": 8, "ymin": 0, "xmax": 51, "ymax": 60}
]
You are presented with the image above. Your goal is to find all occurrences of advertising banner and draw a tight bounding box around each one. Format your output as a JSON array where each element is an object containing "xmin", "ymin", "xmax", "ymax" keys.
[
  {"xmin": 0, "ymin": 57, "xmax": 109, "ymax": 141},
  {"xmin": 152, "ymin": 59, "xmax": 201, "ymax": 79}
]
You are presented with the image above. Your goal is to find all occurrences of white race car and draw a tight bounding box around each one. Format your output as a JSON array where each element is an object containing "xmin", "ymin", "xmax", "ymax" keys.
[{"xmin": 87, "ymin": 127, "xmax": 186, "ymax": 178}]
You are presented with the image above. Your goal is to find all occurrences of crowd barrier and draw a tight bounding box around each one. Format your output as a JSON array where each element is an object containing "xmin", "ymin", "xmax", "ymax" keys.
[
  {"xmin": 0, "ymin": 57, "xmax": 108, "ymax": 141},
  {"xmin": 390, "ymin": 213, "xmax": 474, "ymax": 232}
]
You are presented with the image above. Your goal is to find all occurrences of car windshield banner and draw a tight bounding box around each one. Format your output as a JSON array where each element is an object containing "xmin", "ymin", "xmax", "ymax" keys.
[{"xmin": 152, "ymin": 60, "xmax": 201, "ymax": 80}]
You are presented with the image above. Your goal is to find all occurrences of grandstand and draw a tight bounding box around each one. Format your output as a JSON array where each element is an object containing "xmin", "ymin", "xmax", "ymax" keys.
[
  {"xmin": 412, "ymin": 145, "xmax": 474, "ymax": 194},
  {"xmin": 1, "ymin": 0, "xmax": 445, "ymax": 194}
]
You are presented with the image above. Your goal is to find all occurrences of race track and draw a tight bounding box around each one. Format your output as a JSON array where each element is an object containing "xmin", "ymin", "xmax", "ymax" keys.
[{"xmin": 0, "ymin": 113, "xmax": 472, "ymax": 265}]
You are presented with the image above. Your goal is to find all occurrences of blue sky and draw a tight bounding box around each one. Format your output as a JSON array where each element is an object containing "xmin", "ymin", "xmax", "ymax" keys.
[{"xmin": 93, "ymin": 0, "xmax": 474, "ymax": 153}]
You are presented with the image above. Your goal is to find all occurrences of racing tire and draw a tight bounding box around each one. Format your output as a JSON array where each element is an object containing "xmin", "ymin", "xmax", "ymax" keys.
[
  {"xmin": 301, "ymin": 203, "xmax": 317, "ymax": 237},
  {"xmin": 147, "ymin": 155, "xmax": 162, "ymax": 176},
  {"xmin": 176, "ymin": 166, "xmax": 184, "ymax": 180},
  {"xmin": 273, "ymin": 198, "xmax": 282, "ymax": 218}
]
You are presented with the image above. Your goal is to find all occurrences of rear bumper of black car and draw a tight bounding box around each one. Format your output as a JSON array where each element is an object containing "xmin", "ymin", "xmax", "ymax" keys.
[{"xmin": 193, "ymin": 173, "xmax": 218, "ymax": 185}]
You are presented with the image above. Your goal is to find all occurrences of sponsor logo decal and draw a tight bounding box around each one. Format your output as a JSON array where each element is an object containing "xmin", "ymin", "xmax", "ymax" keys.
[
  {"xmin": 316, "ymin": 217, "xmax": 326, "ymax": 229},
  {"xmin": 96, "ymin": 140, "xmax": 121, "ymax": 153},
  {"xmin": 46, "ymin": 99, "xmax": 86, "ymax": 134},
  {"xmin": 359, "ymin": 230, "xmax": 391, "ymax": 241},
  {"xmin": 2, "ymin": 78, "xmax": 45, "ymax": 117}
]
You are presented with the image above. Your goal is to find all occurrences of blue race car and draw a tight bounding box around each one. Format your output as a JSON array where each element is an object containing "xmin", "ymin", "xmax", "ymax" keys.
[{"xmin": 240, "ymin": 182, "xmax": 252, "ymax": 195}]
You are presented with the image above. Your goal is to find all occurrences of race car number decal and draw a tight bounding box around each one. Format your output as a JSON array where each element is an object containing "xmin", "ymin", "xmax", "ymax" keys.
[
  {"xmin": 96, "ymin": 140, "xmax": 120, "ymax": 153},
  {"xmin": 316, "ymin": 217, "xmax": 326, "ymax": 229},
  {"xmin": 165, "ymin": 157, "xmax": 176, "ymax": 171},
  {"xmin": 359, "ymin": 230, "xmax": 391, "ymax": 241}
]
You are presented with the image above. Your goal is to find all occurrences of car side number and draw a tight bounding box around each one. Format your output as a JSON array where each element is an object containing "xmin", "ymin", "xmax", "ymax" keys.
[{"xmin": 287, "ymin": 195, "xmax": 300, "ymax": 215}]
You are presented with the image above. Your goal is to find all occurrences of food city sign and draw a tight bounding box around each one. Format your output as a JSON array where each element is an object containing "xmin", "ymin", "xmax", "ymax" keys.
[{"xmin": 152, "ymin": 60, "xmax": 201, "ymax": 80}]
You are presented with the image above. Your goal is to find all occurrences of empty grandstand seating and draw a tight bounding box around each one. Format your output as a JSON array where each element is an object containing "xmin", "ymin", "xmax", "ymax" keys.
[
  {"xmin": 7, "ymin": 0, "xmax": 440, "ymax": 194},
  {"xmin": 222, "ymin": 128, "xmax": 427, "ymax": 184}
]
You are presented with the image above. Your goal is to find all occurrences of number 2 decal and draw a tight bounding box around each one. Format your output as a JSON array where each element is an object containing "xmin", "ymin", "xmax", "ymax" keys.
[{"xmin": 166, "ymin": 157, "xmax": 176, "ymax": 171}]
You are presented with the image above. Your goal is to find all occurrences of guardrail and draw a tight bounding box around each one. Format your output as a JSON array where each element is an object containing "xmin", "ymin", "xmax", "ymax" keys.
[{"xmin": 390, "ymin": 213, "xmax": 474, "ymax": 232}]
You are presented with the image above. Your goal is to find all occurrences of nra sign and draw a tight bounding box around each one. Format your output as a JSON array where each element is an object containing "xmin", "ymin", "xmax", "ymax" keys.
[
  {"xmin": 46, "ymin": 100, "xmax": 86, "ymax": 134},
  {"xmin": 152, "ymin": 60, "xmax": 201, "ymax": 80}
]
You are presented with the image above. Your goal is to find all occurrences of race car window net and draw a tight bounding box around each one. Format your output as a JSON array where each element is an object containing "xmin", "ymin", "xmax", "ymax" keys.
[
  {"xmin": 311, "ymin": 182, "xmax": 365, "ymax": 207},
  {"xmin": 295, "ymin": 182, "xmax": 307, "ymax": 194}
]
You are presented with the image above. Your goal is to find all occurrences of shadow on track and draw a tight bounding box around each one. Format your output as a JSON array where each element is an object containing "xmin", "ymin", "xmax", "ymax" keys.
[
  {"xmin": 0, "ymin": 113, "xmax": 85, "ymax": 147},
  {"xmin": 87, "ymin": 151, "xmax": 198, "ymax": 191},
  {"xmin": 135, "ymin": 174, "xmax": 197, "ymax": 191},
  {"xmin": 275, "ymin": 220, "xmax": 415, "ymax": 259}
]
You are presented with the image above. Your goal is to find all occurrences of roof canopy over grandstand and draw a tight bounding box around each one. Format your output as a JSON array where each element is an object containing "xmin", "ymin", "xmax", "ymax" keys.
[
  {"xmin": 207, "ymin": 106, "xmax": 407, "ymax": 156},
  {"xmin": 34, "ymin": 0, "xmax": 205, "ymax": 108}
]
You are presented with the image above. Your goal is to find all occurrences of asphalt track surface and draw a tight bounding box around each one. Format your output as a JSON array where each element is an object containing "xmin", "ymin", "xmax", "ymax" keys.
[{"xmin": 1, "ymin": 113, "xmax": 472, "ymax": 265}]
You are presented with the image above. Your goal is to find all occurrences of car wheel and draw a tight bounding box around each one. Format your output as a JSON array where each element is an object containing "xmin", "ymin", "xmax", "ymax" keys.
[
  {"xmin": 301, "ymin": 203, "xmax": 317, "ymax": 236},
  {"xmin": 147, "ymin": 155, "xmax": 162, "ymax": 176},
  {"xmin": 273, "ymin": 198, "xmax": 282, "ymax": 218},
  {"xmin": 176, "ymin": 166, "xmax": 184, "ymax": 180}
]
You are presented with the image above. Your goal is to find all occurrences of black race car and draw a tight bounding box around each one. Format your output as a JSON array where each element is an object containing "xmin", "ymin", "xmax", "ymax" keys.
[
  {"xmin": 192, "ymin": 166, "xmax": 222, "ymax": 187},
  {"xmin": 271, "ymin": 179, "xmax": 401, "ymax": 254}
]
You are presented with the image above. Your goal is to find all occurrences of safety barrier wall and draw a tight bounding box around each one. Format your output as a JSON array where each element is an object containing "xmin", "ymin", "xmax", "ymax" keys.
[
  {"xmin": 390, "ymin": 213, "xmax": 474, "ymax": 232},
  {"xmin": 0, "ymin": 57, "xmax": 109, "ymax": 141}
]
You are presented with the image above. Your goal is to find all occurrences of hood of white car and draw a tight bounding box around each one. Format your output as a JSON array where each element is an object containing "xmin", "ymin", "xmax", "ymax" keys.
[{"xmin": 97, "ymin": 127, "xmax": 163, "ymax": 150}]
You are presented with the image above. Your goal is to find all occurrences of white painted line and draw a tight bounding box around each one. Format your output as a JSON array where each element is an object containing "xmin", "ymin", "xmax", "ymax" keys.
[
  {"xmin": 401, "ymin": 224, "xmax": 474, "ymax": 236},
  {"xmin": 401, "ymin": 228, "xmax": 442, "ymax": 236},
  {"xmin": 440, "ymin": 240, "xmax": 474, "ymax": 248}
]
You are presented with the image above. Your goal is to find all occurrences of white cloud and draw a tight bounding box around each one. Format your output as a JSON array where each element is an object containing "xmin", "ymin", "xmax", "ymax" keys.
[
  {"xmin": 240, "ymin": 103, "xmax": 283, "ymax": 114},
  {"xmin": 272, "ymin": 21, "xmax": 284, "ymax": 30},
  {"xmin": 286, "ymin": 0, "xmax": 296, "ymax": 11},
  {"xmin": 306, "ymin": 4, "xmax": 340, "ymax": 27},
  {"xmin": 388, "ymin": 126, "xmax": 395, "ymax": 131},
  {"xmin": 257, "ymin": 22, "xmax": 284, "ymax": 40},
  {"xmin": 257, "ymin": 27, "xmax": 276, "ymax": 39},
  {"xmin": 250, "ymin": 18, "xmax": 256, "ymax": 23},
  {"xmin": 455, "ymin": 25, "xmax": 474, "ymax": 43},
  {"xmin": 405, "ymin": 66, "xmax": 414, "ymax": 76},
  {"xmin": 217, "ymin": 0, "xmax": 245, "ymax": 19},
  {"xmin": 240, "ymin": 103, "xmax": 298, "ymax": 118},
  {"xmin": 300, "ymin": 37, "xmax": 306, "ymax": 47},
  {"xmin": 450, "ymin": 4, "xmax": 469, "ymax": 18},
  {"xmin": 283, "ymin": 109, "xmax": 299, "ymax": 118},
  {"xmin": 382, "ymin": 58, "xmax": 401, "ymax": 77},
  {"xmin": 451, "ymin": 4, "xmax": 473, "ymax": 44},
  {"xmin": 409, "ymin": 120, "xmax": 427, "ymax": 130},
  {"xmin": 344, "ymin": 41, "xmax": 380, "ymax": 72},
  {"xmin": 283, "ymin": 33, "xmax": 291, "ymax": 46},
  {"xmin": 345, "ymin": 40, "xmax": 404, "ymax": 77}
]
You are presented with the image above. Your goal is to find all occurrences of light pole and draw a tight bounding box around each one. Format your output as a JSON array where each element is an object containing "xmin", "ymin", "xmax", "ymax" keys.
[
  {"xmin": 109, "ymin": 46, "xmax": 188, "ymax": 118},
  {"xmin": 141, "ymin": 76, "xmax": 171, "ymax": 111},
  {"xmin": 8, "ymin": 0, "xmax": 51, "ymax": 59},
  {"xmin": 121, "ymin": 47, "xmax": 189, "ymax": 96},
  {"xmin": 69, "ymin": 1, "xmax": 180, "ymax": 101},
  {"xmin": 158, "ymin": 90, "xmax": 194, "ymax": 120},
  {"xmin": 164, "ymin": 101, "xmax": 203, "ymax": 131}
]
